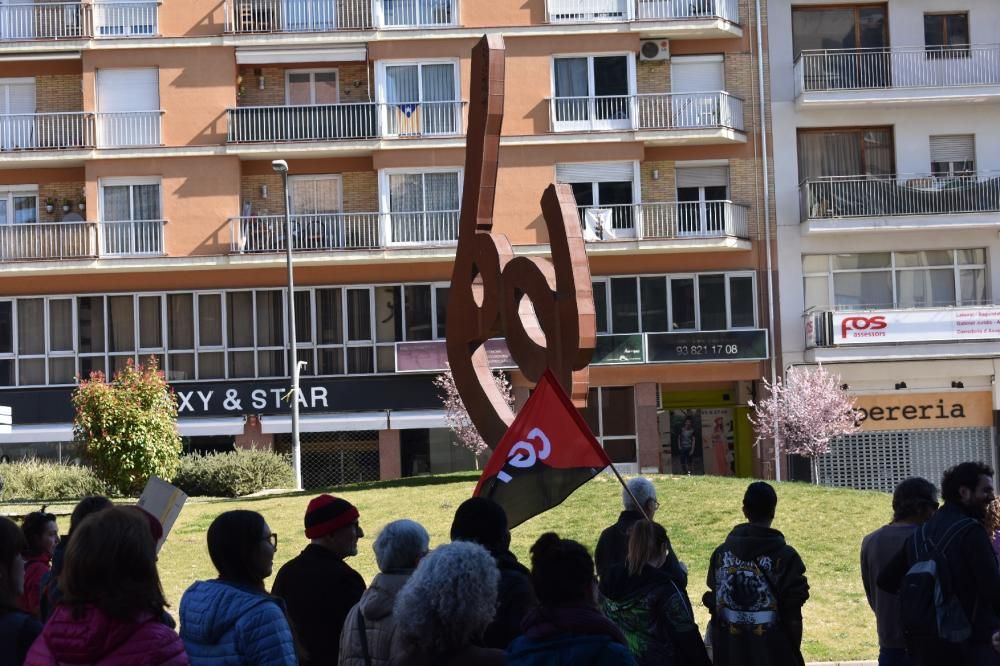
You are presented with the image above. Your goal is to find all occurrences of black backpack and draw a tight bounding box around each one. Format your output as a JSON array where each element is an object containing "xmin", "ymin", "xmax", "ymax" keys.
[{"xmin": 899, "ymin": 517, "xmax": 978, "ymax": 643}]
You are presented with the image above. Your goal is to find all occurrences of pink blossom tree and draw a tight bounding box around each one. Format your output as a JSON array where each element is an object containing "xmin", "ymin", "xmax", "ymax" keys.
[
  {"xmin": 749, "ymin": 364, "xmax": 860, "ymax": 484},
  {"xmin": 433, "ymin": 368, "xmax": 514, "ymax": 469}
]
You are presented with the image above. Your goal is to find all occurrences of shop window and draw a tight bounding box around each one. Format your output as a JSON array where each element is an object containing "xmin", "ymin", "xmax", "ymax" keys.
[
  {"xmin": 670, "ymin": 277, "xmax": 696, "ymax": 330},
  {"xmin": 0, "ymin": 302, "xmax": 12, "ymax": 386},
  {"xmin": 197, "ymin": 293, "xmax": 224, "ymax": 380},
  {"xmin": 435, "ymin": 286, "xmax": 449, "ymax": 338},
  {"xmin": 698, "ymin": 274, "xmax": 727, "ymax": 330},
  {"xmin": 138, "ymin": 295, "xmax": 163, "ymax": 350},
  {"xmin": 592, "ymin": 281, "xmax": 608, "ymax": 334},
  {"xmin": 729, "ymin": 275, "xmax": 756, "ymax": 327},
  {"xmin": 167, "ymin": 293, "xmax": 195, "ymax": 381},
  {"xmin": 581, "ymin": 386, "xmax": 637, "ymax": 466},
  {"xmin": 49, "ymin": 299, "xmax": 75, "ymax": 384},
  {"xmin": 640, "ymin": 277, "xmax": 668, "ymax": 332},
  {"xmin": 610, "ymin": 278, "xmax": 639, "ymax": 333}
]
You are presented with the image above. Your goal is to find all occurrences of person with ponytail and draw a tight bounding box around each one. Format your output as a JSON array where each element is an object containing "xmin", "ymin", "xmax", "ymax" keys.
[
  {"xmin": 600, "ymin": 521, "xmax": 710, "ymax": 666},
  {"xmin": 0, "ymin": 516, "xmax": 42, "ymax": 665},
  {"xmin": 506, "ymin": 533, "xmax": 636, "ymax": 666}
]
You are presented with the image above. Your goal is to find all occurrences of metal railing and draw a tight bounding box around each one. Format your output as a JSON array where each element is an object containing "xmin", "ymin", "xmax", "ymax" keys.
[
  {"xmin": 0, "ymin": 112, "xmax": 94, "ymax": 151},
  {"xmin": 547, "ymin": 0, "xmax": 737, "ymax": 23},
  {"xmin": 231, "ymin": 213, "xmax": 382, "ymax": 252},
  {"xmin": 100, "ymin": 219, "xmax": 165, "ymax": 255},
  {"xmin": 379, "ymin": 0, "xmax": 456, "ymax": 27},
  {"xmin": 95, "ymin": 111, "xmax": 162, "ymax": 148},
  {"xmin": 386, "ymin": 210, "xmax": 458, "ymax": 245},
  {"xmin": 0, "ymin": 222, "xmax": 96, "ymax": 261},
  {"xmin": 549, "ymin": 92, "xmax": 743, "ymax": 132},
  {"xmin": 579, "ymin": 201, "xmax": 748, "ymax": 240},
  {"xmin": 224, "ymin": 0, "xmax": 372, "ymax": 32},
  {"xmin": 794, "ymin": 44, "xmax": 1000, "ymax": 95},
  {"xmin": 226, "ymin": 101, "xmax": 465, "ymax": 142},
  {"xmin": 0, "ymin": 2, "xmax": 90, "ymax": 41},
  {"xmin": 92, "ymin": 1, "xmax": 157, "ymax": 37},
  {"xmin": 799, "ymin": 172, "xmax": 1000, "ymax": 221}
]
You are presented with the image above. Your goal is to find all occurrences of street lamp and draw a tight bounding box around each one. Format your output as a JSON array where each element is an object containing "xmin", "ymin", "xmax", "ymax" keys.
[{"xmin": 272, "ymin": 159, "xmax": 302, "ymax": 491}]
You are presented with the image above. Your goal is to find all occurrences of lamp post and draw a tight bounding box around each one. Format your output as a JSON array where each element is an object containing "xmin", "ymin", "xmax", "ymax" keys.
[{"xmin": 272, "ymin": 159, "xmax": 302, "ymax": 491}]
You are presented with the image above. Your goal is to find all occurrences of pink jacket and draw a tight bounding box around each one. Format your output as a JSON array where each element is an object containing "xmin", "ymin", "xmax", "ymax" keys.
[{"xmin": 25, "ymin": 604, "xmax": 189, "ymax": 666}]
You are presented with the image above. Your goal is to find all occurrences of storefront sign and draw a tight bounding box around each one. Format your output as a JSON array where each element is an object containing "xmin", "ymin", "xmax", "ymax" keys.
[
  {"xmin": 833, "ymin": 307, "xmax": 1000, "ymax": 345},
  {"xmin": 853, "ymin": 391, "xmax": 994, "ymax": 431},
  {"xmin": 646, "ymin": 330, "xmax": 768, "ymax": 363},
  {"xmin": 593, "ymin": 334, "xmax": 644, "ymax": 364}
]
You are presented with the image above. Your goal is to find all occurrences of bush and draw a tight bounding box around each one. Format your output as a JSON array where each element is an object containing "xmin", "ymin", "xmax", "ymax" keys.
[
  {"xmin": 0, "ymin": 459, "xmax": 106, "ymax": 501},
  {"xmin": 172, "ymin": 449, "xmax": 294, "ymax": 498}
]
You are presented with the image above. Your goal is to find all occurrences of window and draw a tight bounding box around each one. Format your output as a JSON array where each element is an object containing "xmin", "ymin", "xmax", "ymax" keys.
[
  {"xmin": 797, "ymin": 127, "xmax": 895, "ymax": 181},
  {"xmin": 552, "ymin": 55, "xmax": 632, "ymax": 130},
  {"xmin": 556, "ymin": 161, "xmax": 636, "ymax": 238},
  {"xmin": 792, "ymin": 5, "xmax": 888, "ymax": 58},
  {"xmin": 0, "ymin": 301, "xmax": 12, "ymax": 386},
  {"xmin": 676, "ymin": 166, "xmax": 729, "ymax": 236},
  {"xmin": 384, "ymin": 170, "xmax": 461, "ymax": 245},
  {"xmin": 94, "ymin": 0, "xmax": 157, "ymax": 36},
  {"xmin": 930, "ymin": 135, "xmax": 975, "ymax": 177},
  {"xmin": 581, "ymin": 386, "xmax": 636, "ymax": 467},
  {"xmin": 0, "ymin": 188, "xmax": 37, "ymax": 225},
  {"xmin": 924, "ymin": 13, "xmax": 969, "ymax": 56},
  {"xmin": 101, "ymin": 180, "xmax": 160, "ymax": 221},
  {"xmin": 255, "ymin": 290, "xmax": 285, "ymax": 378},
  {"xmin": 95, "ymin": 68, "xmax": 160, "ymax": 147},
  {"xmin": 286, "ymin": 70, "xmax": 338, "ymax": 106},
  {"xmin": 381, "ymin": 62, "xmax": 458, "ymax": 136},
  {"xmin": 0, "ymin": 79, "xmax": 36, "ymax": 150},
  {"xmin": 802, "ymin": 249, "xmax": 988, "ymax": 310},
  {"xmin": 197, "ymin": 293, "xmax": 225, "ymax": 379},
  {"xmin": 670, "ymin": 56, "xmax": 725, "ymax": 127},
  {"xmin": 382, "ymin": 0, "xmax": 455, "ymax": 27}
]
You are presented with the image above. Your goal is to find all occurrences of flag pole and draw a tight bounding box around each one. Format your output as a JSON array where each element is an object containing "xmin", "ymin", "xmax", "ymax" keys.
[{"xmin": 605, "ymin": 460, "xmax": 651, "ymax": 522}]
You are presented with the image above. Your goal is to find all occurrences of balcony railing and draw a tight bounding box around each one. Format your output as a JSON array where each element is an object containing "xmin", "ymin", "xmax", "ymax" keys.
[
  {"xmin": 800, "ymin": 172, "xmax": 1000, "ymax": 221},
  {"xmin": 226, "ymin": 101, "xmax": 465, "ymax": 143},
  {"xmin": 0, "ymin": 2, "xmax": 90, "ymax": 41},
  {"xmin": 95, "ymin": 111, "xmax": 162, "ymax": 148},
  {"xmin": 547, "ymin": 0, "xmax": 738, "ymax": 23},
  {"xmin": 577, "ymin": 201, "xmax": 749, "ymax": 240},
  {"xmin": 100, "ymin": 219, "xmax": 165, "ymax": 256},
  {"xmin": 223, "ymin": 0, "xmax": 456, "ymax": 32},
  {"xmin": 794, "ymin": 44, "xmax": 1000, "ymax": 96},
  {"xmin": 229, "ymin": 210, "xmax": 458, "ymax": 252},
  {"xmin": 549, "ymin": 92, "xmax": 743, "ymax": 132},
  {"xmin": 0, "ymin": 222, "xmax": 96, "ymax": 261},
  {"xmin": 0, "ymin": 112, "xmax": 94, "ymax": 151},
  {"xmin": 92, "ymin": 1, "xmax": 157, "ymax": 37}
]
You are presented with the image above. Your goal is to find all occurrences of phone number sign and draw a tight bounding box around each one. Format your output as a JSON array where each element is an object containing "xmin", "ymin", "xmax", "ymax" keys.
[{"xmin": 646, "ymin": 329, "xmax": 768, "ymax": 363}]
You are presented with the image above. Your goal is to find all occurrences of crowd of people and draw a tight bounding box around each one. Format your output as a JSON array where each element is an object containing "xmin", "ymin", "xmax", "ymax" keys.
[{"xmin": 0, "ymin": 475, "xmax": 816, "ymax": 666}]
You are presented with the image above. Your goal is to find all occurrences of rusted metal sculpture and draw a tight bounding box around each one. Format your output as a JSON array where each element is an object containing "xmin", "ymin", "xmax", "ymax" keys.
[{"xmin": 446, "ymin": 34, "xmax": 597, "ymax": 451}]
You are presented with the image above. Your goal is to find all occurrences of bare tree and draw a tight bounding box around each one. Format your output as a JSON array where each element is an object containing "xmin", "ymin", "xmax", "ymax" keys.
[
  {"xmin": 749, "ymin": 365, "xmax": 860, "ymax": 484},
  {"xmin": 434, "ymin": 369, "xmax": 514, "ymax": 469}
]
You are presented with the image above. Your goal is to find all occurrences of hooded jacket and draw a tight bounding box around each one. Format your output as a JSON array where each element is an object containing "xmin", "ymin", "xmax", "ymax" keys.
[
  {"xmin": 19, "ymin": 552, "xmax": 50, "ymax": 618},
  {"xmin": 179, "ymin": 580, "xmax": 297, "ymax": 666},
  {"xmin": 483, "ymin": 548, "xmax": 538, "ymax": 650},
  {"xmin": 506, "ymin": 605, "xmax": 638, "ymax": 666},
  {"xmin": 595, "ymin": 511, "xmax": 688, "ymax": 589},
  {"xmin": 24, "ymin": 604, "xmax": 187, "ymax": 666},
  {"xmin": 600, "ymin": 564, "xmax": 710, "ymax": 666},
  {"xmin": 338, "ymin": 572, "xmax": 411, "ymax": 666},
  {"xmin": 703, "ymin": 523, "xmax": 809, "ymax": 666}
]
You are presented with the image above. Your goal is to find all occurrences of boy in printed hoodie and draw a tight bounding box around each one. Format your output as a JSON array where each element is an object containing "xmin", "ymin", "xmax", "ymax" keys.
[{"xmin": 703, "ymin": 482, "xmax": 810, "ymax": 666}]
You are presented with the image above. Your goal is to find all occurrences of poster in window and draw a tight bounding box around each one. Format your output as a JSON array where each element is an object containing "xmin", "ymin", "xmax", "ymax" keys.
[
  {"xmin": 700, "ymin": 407, "xmax": 734, "ymax": 476},
  {"xmin": 667, "ymin": 410, "xmax": 702, "ymax": 475}
]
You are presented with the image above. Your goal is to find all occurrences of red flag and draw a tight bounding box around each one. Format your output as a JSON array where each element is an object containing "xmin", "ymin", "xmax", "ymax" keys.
[{"xmin": 474, "ymin": 369, "xmax": 612, "ymax": 528}]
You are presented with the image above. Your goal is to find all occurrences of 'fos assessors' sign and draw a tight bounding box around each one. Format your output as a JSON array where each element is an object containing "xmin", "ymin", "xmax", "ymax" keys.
[{"xmin": 834, "ymin": 307, "xmax": 1000, "ymax": 345}]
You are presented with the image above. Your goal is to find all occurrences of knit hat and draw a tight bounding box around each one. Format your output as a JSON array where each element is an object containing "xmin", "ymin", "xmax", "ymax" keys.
[{"xmin": 304, "ymin": 495, "xmax": 359, "ymax": 539}]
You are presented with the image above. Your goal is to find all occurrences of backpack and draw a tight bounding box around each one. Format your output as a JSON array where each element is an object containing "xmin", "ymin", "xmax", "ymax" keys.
[
  {"xmin": 899, "ymin": 517, "xmax": 978, "ymax": 643},
  {"xmin": 712, "ymin": 551, "xmax": 780, "ymax": 630}
]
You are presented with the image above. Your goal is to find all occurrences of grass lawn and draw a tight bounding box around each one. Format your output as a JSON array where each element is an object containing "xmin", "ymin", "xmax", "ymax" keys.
[{"xmin": 6, "ymin": 473, "xmax": 889, "ymax": 662}]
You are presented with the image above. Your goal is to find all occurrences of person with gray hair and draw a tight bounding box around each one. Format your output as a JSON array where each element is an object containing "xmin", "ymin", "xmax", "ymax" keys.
[
  {"xmin": 389, "ymin": 541, "xmax": 505, "ymax": 666},
  {"xmin": 338, "ymin": 520, "xmax": 429, "ymax": 666},
  {"xmin": 594, "ymin": 477, "xmax": 688, "ymax": 588}
]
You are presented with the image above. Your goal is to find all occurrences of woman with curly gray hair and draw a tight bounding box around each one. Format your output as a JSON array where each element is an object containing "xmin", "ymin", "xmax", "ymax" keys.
[{"xmin": 390, "ymin": 541, "xmax": 505, "ymax": 665}]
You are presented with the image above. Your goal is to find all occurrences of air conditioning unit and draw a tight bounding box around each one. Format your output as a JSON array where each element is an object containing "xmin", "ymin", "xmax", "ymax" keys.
[{"xmin": 639, "ymin": 39, "xmax": 670, "ymax": 61}]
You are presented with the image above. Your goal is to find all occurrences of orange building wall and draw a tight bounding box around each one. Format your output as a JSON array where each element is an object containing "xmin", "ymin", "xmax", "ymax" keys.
[
  {"xmin": 463, "ymin": 0, "xmax": 544, "ymax": 27},
  {"xmin": 159, "ymin": 0, "xmax": 226, "ymax": 37}
]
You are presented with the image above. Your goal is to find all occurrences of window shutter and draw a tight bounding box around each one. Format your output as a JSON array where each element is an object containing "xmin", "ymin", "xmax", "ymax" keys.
[
  {"xmin": 555, "ymin": 161, "xmax": 634, "ymax": 183},
  {"xmin": 676, "ymin": 166, "xmax": 729, "ymax": 188},
  {"xmin": 930, "ymin": 135, "xmax": 974, "ymax": 163},
  {"xmin": 3, "ymin": 80, "xmax": 35, "ymax": 115},
  {"xmin": 96, "ymin": 68, "xmax": 159, "ymax": 112},
  {"xmin": 670, "ymin": 56, "xmax": 724, "ymax": 93}
]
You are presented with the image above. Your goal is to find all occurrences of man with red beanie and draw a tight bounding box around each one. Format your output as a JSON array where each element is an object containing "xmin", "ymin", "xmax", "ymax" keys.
[{"xmin": 272, "ymin": 494, "xmax": 366, "ymax": 666}]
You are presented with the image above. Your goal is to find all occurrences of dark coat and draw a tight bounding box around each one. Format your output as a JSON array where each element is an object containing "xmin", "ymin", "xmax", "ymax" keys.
[
  {"xmin": 703, "ymin": 523, "xmax": 809, "ymax": 666},
  {"xmin": 483, "ymin": 549, "xmax": 538, "ymax": 650},
  {"xmin": 507, "ymin": 606, "xmax": 637, "ymax": 666},
  {"xmin": 271, "ymin": 544, "xmax": 366, "ymax": 666},
  {"xmin": 595, "ymin": 511, "xmax": 688, "ymax": 589},
  {"xmin": 0, "ymin": 607, "xmax": 42, "ymax": 666},
  {"xmin": 601, "ymin": 564, "xmax": 710, "ymax": 666}
]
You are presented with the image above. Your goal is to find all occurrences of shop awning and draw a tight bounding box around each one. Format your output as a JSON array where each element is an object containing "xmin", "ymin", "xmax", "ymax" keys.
[
  {"xmin": 177, "ymin": 418, "xmax": 246, "ymax": 437},
  {"xmin": 236, "ymin": 46, "xmax": 367, "ymax": 65},
  {"xmin": 0, "ymin": 424, "xmax": 73, "ymax": 444},
  {"xmin": 261, "ymin": 412, "xmax": 388, "ymax": 434},
  {"xmin": 389, "ymin": 410, "xmax": 447, "ymax": 430}
]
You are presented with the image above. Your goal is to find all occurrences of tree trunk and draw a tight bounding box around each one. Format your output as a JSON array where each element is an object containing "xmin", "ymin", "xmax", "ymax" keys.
[
  {"xmin": 474, "ymin": 452, "xmax": 480, "ymax": 471},
  {"xmin": 811, "ymin": 457, "xmax": 820, "ymax": 486}
]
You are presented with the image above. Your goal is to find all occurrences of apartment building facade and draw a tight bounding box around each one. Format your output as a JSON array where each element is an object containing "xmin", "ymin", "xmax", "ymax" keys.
[
  {"xmin": 0, "ymin": 0, "xmax": 775, "ymax": 487},
  {"xmin": 770, "ymin": 0, "xmax": 1000, "ymax": 489}
]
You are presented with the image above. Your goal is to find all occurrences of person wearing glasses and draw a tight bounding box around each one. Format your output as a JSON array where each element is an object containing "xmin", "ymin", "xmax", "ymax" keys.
[
  {"xmin": 595, "ymin": 477, "xmax": 688, "ymax": 589},
  {"xmin": 180, "ymin": 510, "xmax": 296, "ymax": 665}
]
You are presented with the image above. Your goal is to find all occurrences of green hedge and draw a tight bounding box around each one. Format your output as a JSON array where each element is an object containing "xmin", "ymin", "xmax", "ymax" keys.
[
  {"xmin": 0, "ymin": 460, "xmax": 106, "ymax": 501},
  {"xmin": 172, "ymin": 449, "xmax": 294, "ymax": 498}
]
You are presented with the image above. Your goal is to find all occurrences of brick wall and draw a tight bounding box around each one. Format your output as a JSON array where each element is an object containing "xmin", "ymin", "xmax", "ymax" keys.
[
  {"xmin": 342, "ymin": 171, "xmax": 377, "ymax": 212},
  {"xmin": 238, "ymin": 63, "xmax": 372, "ymax": 107},
  {"xmin": 35, "ymin": 74, "xmax": 83, "ymax": 114},
  {"xmin": 639, "ymin": 160, "xmax": 675, "ymax": 204},
  {"xmin": 636, "ymin": 60, "xmax": 669, "ymax": 95},
  {"xmin": 38, "ymin": 181, "xmax": 86, "ymax": 224}
]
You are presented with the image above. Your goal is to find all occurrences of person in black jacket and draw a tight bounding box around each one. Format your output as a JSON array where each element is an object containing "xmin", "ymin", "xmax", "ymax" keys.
[
  {"xmin": 272, "ymin": 494, "xmax": 366, "ymax": 666},
  {"xmin": 878, "ymin": 461, "xmax": 1000, "ymax": 666},
  {"xmin": 704, "ymin": 481, "xmax": 809, "ymax": 666},
  {"xmin": 0, "ymin": 516, "xmax": 41, "ymax": 666},
  {"xmin": 595, "ymin": 477, "xmax": 687, "ymax": 588},
  {"xmin": 450, "ymin": 496, "xmax": 537, "ymax": 649}
]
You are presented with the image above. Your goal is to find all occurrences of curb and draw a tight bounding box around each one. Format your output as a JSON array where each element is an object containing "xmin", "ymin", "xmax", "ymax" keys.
[{"xmin": 807, "ymin": 662, "xmax": 877, "ymax": 666}]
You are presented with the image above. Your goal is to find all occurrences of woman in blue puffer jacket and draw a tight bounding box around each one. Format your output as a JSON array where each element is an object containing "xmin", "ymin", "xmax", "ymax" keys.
[{"xmin": 180, "ymin": 510, "xmax": 297, "ymax": 666}]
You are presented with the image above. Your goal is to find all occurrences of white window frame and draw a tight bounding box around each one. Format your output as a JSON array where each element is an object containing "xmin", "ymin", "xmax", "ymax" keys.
[
  {"xmin": 375, "ymin": 59, "xmax": 461, "ymax": 137},
  {"xmin": 375, "ymin": 0, "xmax": 459, "ymax": 29},
  {"xmin": 97, "ymin": 176, "xmax": 163, "ymax": 222},
  {"xmin": 0, "ymin": 299, "xmax": 13, "ymax": 387},
  {"xmin": 589, "ymin": 385, "xmax": 638, "ymax": 472},
  {"xmin": 378, "ymin": 167, "xmax": 463, "ymax": 246},
  {"xmin": 285, "ymin": 68, "xmax": 340, "ymax": 106},
  {"xmin": 549, "ymin": 52, "xmax": 637, "ymax": 132},
  {"xmin": 0, "ymin": 185, "xmax": 39, "ymax": 225},
  {"xmin": 288, "ymin": 174, "xmax": 344, "ymax": 215}
]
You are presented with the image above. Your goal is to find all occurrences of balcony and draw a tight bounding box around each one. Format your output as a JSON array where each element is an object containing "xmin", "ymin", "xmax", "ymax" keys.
[
  {"xmin": 794, "ymin": 45, "xmax": 1000, "ymax": 107},
  {"xmin": 226, "ymin": 101, "xmax": 465, "ymax": 144},
  {"xmin": 100, "ymin": 219, "xmax": 165, "ymax": 256},
  {"xmin": 0, "ymin": 222, "xmax": 96, "ymax": 261},
  {"xmin": 223, "ymin": 0, "xmax": 457, "ymax": 33},
  {"xmin": 547, "ymin": 0, "xmax": 737, "ymax": 23},
  {"xmin": 578, "ymin": 201, "xmax": 749, "ymax": 242},
  {"xmin": 548, "ymin": 92, "xmax": 744, "ymax": 144},
  {"xmin": 0, "ymin": 2, "xmax": 90, "ymax": 41},
  {"xmin": 92, "ymin": 1, "xmax": 158, "ymax": 37},
  {"xmin": 0, "ymin": 112, "xmax": 94, "ymax": 152},
  {"xmin": 799, "ymin": 172, "xmax": 1000, "ymax": 232},
  {"xmin": 95, "ymin": 111, "xmax": 162, "ymax": 148},
  {"xmin": 229, "ymin": 210, "xmax": 457, "ymax": 253}
]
